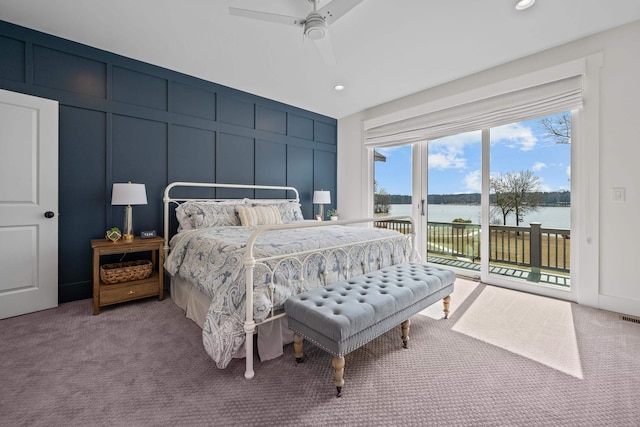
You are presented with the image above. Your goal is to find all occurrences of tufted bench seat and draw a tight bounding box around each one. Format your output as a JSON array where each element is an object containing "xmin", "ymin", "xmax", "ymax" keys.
[{"xmin": 284, "ymin": 262, "xmax": 455, "ymax": 396}]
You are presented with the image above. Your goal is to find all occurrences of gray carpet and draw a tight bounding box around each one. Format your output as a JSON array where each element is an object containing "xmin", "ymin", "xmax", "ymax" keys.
[{"xmin": 1, "ymin": 283, "xmax": 639, "ymax": 426}]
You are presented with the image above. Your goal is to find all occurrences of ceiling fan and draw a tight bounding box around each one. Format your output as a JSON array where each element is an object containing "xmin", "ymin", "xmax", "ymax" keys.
[{"xmin": 229, "ymin": 0, "xmax": 365, "ymax": 65}]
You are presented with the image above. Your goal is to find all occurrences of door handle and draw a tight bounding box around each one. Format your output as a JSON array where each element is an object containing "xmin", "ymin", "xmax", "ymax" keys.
[
  {"xmin": 420, "ymin": 199, "xmax": 425, "ymax": 216},
  {"xmin": 44, "ymin": 211, "xmax": 55, "ymax": 218}
]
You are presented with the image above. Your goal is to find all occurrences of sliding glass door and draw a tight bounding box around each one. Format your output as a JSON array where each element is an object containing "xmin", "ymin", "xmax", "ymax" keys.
[
  {"xmin": 487, "ymin": 114, "xmax": 571, "ymax": 288},
  {"xmin": 425, "ymin": 130, "xmax": 482, "ymax": 277},
  {"xmin": 412, "ymin": 112, "xmax": 573, "ymax": 296}
]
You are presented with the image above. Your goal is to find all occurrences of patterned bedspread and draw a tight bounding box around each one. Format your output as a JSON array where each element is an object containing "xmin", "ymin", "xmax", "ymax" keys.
[{"xmin": 164, "ymin": 224, "xmax": 411, "ymax": 368}]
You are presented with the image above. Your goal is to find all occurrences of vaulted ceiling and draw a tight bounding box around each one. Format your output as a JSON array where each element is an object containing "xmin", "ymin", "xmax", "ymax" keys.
[{"xmin": 2, "ymin": 0, "xmax": 640, "ymax": 118}]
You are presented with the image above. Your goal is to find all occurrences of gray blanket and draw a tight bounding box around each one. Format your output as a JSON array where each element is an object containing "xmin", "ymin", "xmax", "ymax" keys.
[{"xmin": 165, "ymin": 225, "xmax": 410, "ymax": 368}]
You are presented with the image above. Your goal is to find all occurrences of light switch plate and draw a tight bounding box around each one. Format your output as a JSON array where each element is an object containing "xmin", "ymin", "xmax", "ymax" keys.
[{"xmin": 611, "ymin": 187, "xmax": 625, "ymax": 202}]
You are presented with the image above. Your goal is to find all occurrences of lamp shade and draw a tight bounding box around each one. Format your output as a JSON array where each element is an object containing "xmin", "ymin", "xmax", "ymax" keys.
[
  {"xmin": 111, "ymin": 183, "xmax": 147, "ymax": 206},
  {"xmin": 313, "ymin": 190, "xmax": 331, "ymax": 205}
]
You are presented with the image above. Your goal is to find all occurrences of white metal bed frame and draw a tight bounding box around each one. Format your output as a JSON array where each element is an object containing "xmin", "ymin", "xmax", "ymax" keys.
[{"xmin": 163, "ymin": 182, "xmax": 415, "ymax": 379}]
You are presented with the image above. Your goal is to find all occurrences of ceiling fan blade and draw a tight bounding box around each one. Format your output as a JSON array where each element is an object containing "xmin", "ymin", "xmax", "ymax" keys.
[
  {"xmin": 229, "ymin": 7, "xmax": 305, "ymax": 27},
  {"xmin": 313, "ymin": 31, "xmax": 336, "ymax": 66},
  {"xmin": 317, "ymin": 0, "xmax": 366, "ymax": 25}
]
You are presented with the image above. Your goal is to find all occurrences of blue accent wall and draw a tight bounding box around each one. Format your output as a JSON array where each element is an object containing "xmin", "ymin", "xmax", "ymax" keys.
[{"xmin": 0, "ymin": 20, "xmax": 337, "ymax": 303}]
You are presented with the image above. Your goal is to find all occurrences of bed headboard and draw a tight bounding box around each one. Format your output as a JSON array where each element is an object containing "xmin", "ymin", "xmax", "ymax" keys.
[{"xmin": 162, "ymin": 181, "xmax": 301, "ymax": 253}]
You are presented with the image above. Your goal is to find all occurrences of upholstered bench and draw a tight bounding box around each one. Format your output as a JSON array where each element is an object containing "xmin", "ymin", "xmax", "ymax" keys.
[{"xmin": 284, "ymin": 262, "xmax": 455, "ymax": 397}]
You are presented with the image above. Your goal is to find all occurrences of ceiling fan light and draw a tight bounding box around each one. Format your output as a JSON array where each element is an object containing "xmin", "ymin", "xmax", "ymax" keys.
[
  {"xmin": 306, "ymin": 26, "xmax": 325, "ymax": 40},
  {"xmin": 515, "ymin": 0, "xmax": 535, "ymax": 10},
  {"xmin": 304, "ymin": 14, "xmax": 327, "ymax": 40}
]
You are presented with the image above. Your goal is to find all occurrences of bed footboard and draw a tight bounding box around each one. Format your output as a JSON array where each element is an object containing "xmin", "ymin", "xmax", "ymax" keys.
[{"xmin": 242, "ymin": 215, "xmax": 416, "ymax": 379}]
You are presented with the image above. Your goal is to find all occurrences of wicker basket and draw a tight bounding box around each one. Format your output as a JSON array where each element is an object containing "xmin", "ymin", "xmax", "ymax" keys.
[{"xmin": 100, "ymin": 260, "xmax": 153, "ymax": 284}]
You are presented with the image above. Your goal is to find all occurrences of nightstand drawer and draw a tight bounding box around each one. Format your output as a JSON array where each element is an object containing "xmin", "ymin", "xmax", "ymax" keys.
[{"xmin": 100, "ymin": 280, "xmax": 159, "ymax": 305}]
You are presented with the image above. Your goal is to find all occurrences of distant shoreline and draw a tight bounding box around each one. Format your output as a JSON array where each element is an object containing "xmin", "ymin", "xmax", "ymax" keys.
[
  {"xmin": 388, "ymin": 203, "xmax": 571, "ymax": 229},
  {"xmin": 388, "ymin": 191, "xmax": 570, "ymax": 207},
  {"xmin": 391, "ymin": 202, "xmax": 571, "ymax": 207}
]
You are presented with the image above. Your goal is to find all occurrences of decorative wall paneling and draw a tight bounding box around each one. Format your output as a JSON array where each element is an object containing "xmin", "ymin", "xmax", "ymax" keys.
[{"xmin": 0, "ymin": 20, "xmax": 337, "ymax": 302}]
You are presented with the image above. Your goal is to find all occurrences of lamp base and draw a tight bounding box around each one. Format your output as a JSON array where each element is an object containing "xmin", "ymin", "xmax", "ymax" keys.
[{"xmin": 123, "ymin": 205, "xmax": 134, "ymax": 240}]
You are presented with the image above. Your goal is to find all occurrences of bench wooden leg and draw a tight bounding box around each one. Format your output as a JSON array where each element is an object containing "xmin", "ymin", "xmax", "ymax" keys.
[
  {"xmin": 293, "ymin": 333, "xmax": 304, "ymax": 363},
  {"xmin": 443, "ymin": 295, "xmax": 451, "ymax": 319},
  {"xmin": 401, "ymin": 319, "xmax": 410, "ymax": 349},
  {"xmin": 332, "ymin": 356, "xmax": 345, "ymax": 397}
]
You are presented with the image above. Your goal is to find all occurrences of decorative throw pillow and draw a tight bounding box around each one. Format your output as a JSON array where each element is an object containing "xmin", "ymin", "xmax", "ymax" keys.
[
  {"xmin": 250, "ymin": 201, "xmax": 304, "ymax": 223},
  {"xmin": 237, "ymin": 205, "xmax": 283, "ymax": 226},
  {"xmin": 176, "ymin": 200, "xmax": 244, "ymax": 230}
]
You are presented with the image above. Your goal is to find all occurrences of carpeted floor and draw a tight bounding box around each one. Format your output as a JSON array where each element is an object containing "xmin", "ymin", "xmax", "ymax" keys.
[{"xmin": 1, "ymin": 281, "xmax": 639, "ymax": 426}]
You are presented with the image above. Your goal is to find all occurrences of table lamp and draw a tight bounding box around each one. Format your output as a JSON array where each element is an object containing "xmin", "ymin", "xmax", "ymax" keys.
[
  {"xmin": 111, "ymin": 182, "xmax": 147, "ymax": 240},
  {"xmin": 313, "ymin": 190, "xmax": 331, "ymax": 220}
]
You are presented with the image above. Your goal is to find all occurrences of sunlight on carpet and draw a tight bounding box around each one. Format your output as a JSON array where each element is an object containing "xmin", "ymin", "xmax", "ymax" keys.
[
  {"xmin": 419, "ymin": 277, "xmax": 478, "ymax": 319},
  {"xmin": 452, "ymin": 286, "xmax": 583, "ymax": 379}
]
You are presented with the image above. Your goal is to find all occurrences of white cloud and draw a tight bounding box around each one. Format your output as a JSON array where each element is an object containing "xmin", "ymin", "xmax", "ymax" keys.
[
  {"xmin": 430, "ymin": 130, "xmax": 481, "ymax": 147},
  {"xmin": 566, "ymin": 165, "xmax": 571, "ymax": 178},
  {"xmin": 492, "ymin": 123, "xmax": 538, "ymax": 151},
  {"xmin": 464, "ymin": 170, "xmax": 482, "ymax": 192},
  {"xmin": 427, "ymin": 130, "xmax": 480, "ymax": 170},
  {"xmin": 428, "ymin": 151, "xmax": 466, "ymax": 169},
  {"xmin": 532, "ymin": 161, "xmax": 547, "ymax": 171}
]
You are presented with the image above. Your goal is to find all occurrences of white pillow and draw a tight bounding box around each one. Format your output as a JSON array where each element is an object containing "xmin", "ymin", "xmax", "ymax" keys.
[{"xmin": 237, "ymin": 205, "xmax": 283, "ymax": 226}]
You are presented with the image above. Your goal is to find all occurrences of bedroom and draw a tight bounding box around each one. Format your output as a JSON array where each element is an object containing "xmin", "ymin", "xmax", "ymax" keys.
[{"xmin": 1, "ymin": 1, "xmax": 639, "ymax": 425}]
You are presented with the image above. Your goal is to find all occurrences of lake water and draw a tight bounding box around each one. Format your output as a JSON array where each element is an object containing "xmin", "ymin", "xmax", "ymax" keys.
[{"xmin": 389, "ymin": 204, "xmax": 571, "ymax": 229}]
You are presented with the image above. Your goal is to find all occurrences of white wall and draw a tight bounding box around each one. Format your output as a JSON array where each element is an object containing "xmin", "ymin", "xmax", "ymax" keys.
[
  {"xmin": 337, "ymin": 112, "xmax": 368, "ymax": 220},
  {"xmin": 337, "ymin": 20, "xmax": 640, "ymax": 317}
]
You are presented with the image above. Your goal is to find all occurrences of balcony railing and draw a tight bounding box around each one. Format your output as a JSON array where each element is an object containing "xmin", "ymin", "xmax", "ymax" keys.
[{"xmin": 374, "ymin": 219, "xmax": 570, "ymax": 276}]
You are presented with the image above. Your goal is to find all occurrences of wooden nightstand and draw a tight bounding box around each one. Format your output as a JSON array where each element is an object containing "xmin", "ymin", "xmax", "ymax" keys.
[{"xmin": 91, "ymin": 236, "xmax": 164, "ymax": 315}]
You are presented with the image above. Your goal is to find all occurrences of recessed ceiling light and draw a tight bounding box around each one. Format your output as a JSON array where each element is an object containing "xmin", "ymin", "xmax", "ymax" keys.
[
  {"xmin": 334, "ymin": 85, "xmax": 345, "ymax": 91},
  {"xmin": 515, "ymin": 0, "xmax": 535, "ymax": 10}
]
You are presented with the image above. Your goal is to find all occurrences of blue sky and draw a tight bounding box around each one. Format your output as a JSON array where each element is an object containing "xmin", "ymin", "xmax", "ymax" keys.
[{"xmin": 374, "ymin": 113, "xmax": 571, "ymax": 195}]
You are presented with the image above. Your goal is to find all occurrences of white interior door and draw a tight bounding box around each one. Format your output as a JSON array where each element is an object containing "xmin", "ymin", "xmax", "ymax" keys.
[{"xmin": 0, "ymin": 89, "xmax": 58, "ymax": 320}]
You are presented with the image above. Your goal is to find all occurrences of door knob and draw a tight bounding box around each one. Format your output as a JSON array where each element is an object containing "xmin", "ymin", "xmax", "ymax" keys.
[{"xmin": 44, "ymin": 211, "xmax": 55, "ymax": 218}]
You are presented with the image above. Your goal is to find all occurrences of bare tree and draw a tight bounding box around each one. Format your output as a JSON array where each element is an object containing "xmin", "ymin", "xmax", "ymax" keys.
[
  {"xmin": 373, "ymin": 180, "xmax": 391, "ymax": 214},
  {"xmin": 374, "ymin": 187, "xmax": 391, "ymax": 213},
  {"xmin": 490, "ymin": 177, "xmax": 515, "ymax": 225},
  {"xmin": 539, "ymin": 112, "xmax": 571, "ymax": 144},
  {"xmin": 490, "ymin": 170, "xmax": 542, "ymax": 226},
  {"xmin": 511, "ymin": 171, "xmax": 542, "ymax": 225}
]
